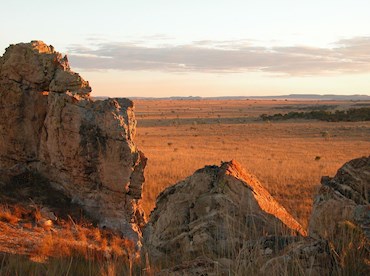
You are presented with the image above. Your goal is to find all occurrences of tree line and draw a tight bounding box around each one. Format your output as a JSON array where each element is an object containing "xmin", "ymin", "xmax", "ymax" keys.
[{"xmin": 260, "ymin": 107, "xmax": 370, "ymax": 122}]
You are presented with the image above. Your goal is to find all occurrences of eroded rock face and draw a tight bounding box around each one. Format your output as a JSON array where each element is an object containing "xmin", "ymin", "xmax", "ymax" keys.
[
  {"xmin": 309, "ymin": 156, "xmax": 369, "ymax": 240},
  {"xmin": 144, "ymin": 160, "xmax": 306, "ymax": 265},
  {"xmin": 309, "ymin": 156, "xmax": 369, "ymax": 273},
  {"xmin": 0, "ymin": 41, "xmax": 146, "ymax": 241}
]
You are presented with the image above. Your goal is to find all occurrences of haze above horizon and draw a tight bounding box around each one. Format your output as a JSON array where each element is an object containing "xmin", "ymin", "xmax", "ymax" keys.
[{"xmin": 1, "ymin": 0, "xmax": 370, "ymax": 97}]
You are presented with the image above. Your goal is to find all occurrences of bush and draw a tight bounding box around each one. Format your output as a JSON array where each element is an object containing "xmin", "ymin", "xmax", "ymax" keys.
[{"xmin": 260, "ymin": 108, "xmax": 370, "ymax": 122}]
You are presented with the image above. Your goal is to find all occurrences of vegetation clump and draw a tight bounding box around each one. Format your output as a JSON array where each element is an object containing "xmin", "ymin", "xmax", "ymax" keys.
[{"xmin": 261, "ymin": 107, "xmax": 370, "ymax": 122}]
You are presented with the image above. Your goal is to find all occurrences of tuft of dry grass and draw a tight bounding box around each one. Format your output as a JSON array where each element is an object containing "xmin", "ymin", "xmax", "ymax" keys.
[
  {"xmin": 0, "ymin": 206, "xmax": 19, "ymax": 225},
  {"xmin": 0, "ymin": 202, "xmax": 144, "ymax": 275}
]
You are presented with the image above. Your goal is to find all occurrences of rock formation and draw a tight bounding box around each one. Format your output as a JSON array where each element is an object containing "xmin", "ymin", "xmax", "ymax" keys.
[
  {"xmin": 144, "ymin": 160, "xmax": 307, "ymax": 266},
  {"xmin": 309, "ymin": 156, "xmax": 369, "ymax": 272},
  {"xmin": 1, "ymin": 40, "xmax": 367, "ymax": 275},
  {"xmin": 144, "ymin": 160, "xmax": 339, "ymax": 274},
  {"xmin": 309, "ymin": 156, "xmax": 369, "ymax": 239},
  {"xmin": 0, "ymin": 41, "xmax": 146, "ymax": 241}
]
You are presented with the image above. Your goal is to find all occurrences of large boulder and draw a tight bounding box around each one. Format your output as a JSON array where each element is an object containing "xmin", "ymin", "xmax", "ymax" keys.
[
  {"xmin": 0, "ymin": 41, "xmax": 146, "ymax": 241},
  {"xmin": 309, "ymin": 156, "xmax": 369, "ymax": 274},
  {"xmin": 144, "ymin": 160, "xmax": 307, "ymax": 266}
]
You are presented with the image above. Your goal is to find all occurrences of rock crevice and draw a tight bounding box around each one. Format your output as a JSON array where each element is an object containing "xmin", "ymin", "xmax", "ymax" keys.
[{"xmin": 0, "ymin": 41, "xmax": 146, "ymax": 241}]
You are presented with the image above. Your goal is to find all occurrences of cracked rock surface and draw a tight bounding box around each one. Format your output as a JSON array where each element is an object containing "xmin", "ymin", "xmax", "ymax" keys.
[
  {"xmin": 144, "ymin": 160, "xmax": 307, "ymax": 264},
  {"xmin": 0, "ymin": 41, "xmax": 146, "ymax": 241}
]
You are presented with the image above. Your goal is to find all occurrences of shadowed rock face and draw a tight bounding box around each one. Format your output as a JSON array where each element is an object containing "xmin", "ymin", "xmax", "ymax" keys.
[
  {"xmin": 309, "ymin": 156, "xmax": 369, "ymax": 272},
  {"xmin": 144, "ymin": 160, "xmax": 306, "ymax": 264},
  {"xmin": 309, "ymin": 156, "xmax": 369, "ymax": 240},
  {"xmin": 0, "ymin": 41, "xmax": 146, "ymax": 241}
]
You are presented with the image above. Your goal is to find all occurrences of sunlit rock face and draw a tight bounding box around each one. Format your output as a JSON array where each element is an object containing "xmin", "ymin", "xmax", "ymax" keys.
[
  {"xmin": 144, "ymin": 160, "xmax": 307, "ymax": 264},
  {"xmin": 144, "ymin": 160, "xmax": 340, "ymax": 275},
  {"xmin": 0, "ymin": 41, "xmax": 146, "ymax": 241}
]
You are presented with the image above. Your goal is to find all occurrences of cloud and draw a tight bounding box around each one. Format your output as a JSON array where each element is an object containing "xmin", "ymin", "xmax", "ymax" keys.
[{"xmin": 67, "ymin": 37, "xmax": 370, "ymax": 76}]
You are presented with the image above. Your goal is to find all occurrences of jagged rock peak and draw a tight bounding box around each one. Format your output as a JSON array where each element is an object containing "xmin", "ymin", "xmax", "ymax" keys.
[
  {"xmin": 205, "ymin": 160, "xmax": 307, "ymax": 236},
  {"xmin": 322, "ymin": 156, "xmax": 369, "ymax": 204},
  {"xmin": 16, "ymin": 40, "xmax": 57, "ymax": 54},
  {"xmin": 0, "ymin": 40, "xmax": 91, "ymax": 97}
]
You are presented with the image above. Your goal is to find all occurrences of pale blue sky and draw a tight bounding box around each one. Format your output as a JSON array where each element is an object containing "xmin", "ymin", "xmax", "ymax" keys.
[{"xmin": 1, "ymin": 0, "xmax": 370, "ymax": 97}]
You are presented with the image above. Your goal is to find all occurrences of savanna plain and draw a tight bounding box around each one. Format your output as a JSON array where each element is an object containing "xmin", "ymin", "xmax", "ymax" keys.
[
  {"xmin": 136, "ymin": 99, "xmax": 370, "ymax": 229},
  {"xmin": 1, "ymin": 97, "xmax": 369, "ymax": 275}
]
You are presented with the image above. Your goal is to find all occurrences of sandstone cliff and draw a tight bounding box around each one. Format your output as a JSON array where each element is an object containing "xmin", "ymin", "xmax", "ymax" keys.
[{"xmin": 0, "ymin": 41, "xmax": 146, "ymax": 241}]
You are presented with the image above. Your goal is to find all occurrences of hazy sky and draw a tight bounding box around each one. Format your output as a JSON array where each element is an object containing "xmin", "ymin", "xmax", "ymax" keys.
[{"xmin": 1, "ymin": 0, "xmax": 370, "ymax": 97}]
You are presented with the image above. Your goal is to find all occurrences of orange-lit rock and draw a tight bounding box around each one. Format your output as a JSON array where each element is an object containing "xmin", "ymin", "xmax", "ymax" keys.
[
  {"xmin": 144, "ymin": 160, "xmax": 306, "ymax": 265},
  {"xmin": 0, "ymin": 41, "xmax": 146, "ymax": 242}
]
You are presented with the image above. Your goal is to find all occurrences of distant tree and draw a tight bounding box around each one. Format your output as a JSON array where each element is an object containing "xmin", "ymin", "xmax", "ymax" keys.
[{"xmin": 260, "ymin": 108, "xmax": 370, "ymax": 122}]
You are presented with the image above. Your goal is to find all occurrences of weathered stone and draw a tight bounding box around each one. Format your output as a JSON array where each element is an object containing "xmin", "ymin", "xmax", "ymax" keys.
[
  {"xmin": 144, "ymin": 160, "xmax": 306, "ymax": 266},
  {"xmin": 309, "ymin": 156, "xmax": 369, "ymax": 240},
  {"xmin": 309, "ymin": 156, "xmax": 370, "ymax": 274},
  {"xmin": 0, "ymin": 41, "xmax": 146, "ymax": 241},
  {"xmin": 0, "ymin": 41, "xmax": 90, "ymax": 96},
  {"xmin": 259, "ymin": 238, "xmax": 336, "ymax": 276}
]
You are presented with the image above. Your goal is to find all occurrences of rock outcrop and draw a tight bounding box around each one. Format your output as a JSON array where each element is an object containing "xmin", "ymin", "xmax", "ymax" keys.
[
  {"xmin": 144, "ymin": 160, "xmax": 307, "ymax": 267},
  {"xmin": 309, "ymin": 156, "xmax": 369, "ymax": 273},
  {"xmin": 309, "ymin": 156, "xmax": 369, "ymax": 239},
  {"xmin": 0, "ymin": 41, "xmax": 146, "ymax": 241}
]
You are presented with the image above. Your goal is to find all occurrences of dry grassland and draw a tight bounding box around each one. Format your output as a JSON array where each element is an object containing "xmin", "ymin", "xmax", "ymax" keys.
[
  {"xmin": 0, "ymin": 203, "xmax": 140, "ymax": 275},
  {"xmin": 135, "ymin": 99, "xmax": 370, "ymax": 229}
]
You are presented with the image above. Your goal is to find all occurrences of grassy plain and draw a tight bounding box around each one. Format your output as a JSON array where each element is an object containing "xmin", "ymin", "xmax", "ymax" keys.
[
  {"xmin": 135, "ymin": 99, "xmax": 370, "ymax": 228},
  {"xmin": 0, "ymin": 98, "xmax": 368, "ymax": 274}
]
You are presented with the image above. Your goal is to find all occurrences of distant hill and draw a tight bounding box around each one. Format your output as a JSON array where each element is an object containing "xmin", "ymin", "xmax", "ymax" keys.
[
  {"xmin": 249, "ymin": 94, "xmax": 370, "ymax": 101},
  {"xmin": 92, "ymin": 94, "xmax": 370, "ymax": 101}
]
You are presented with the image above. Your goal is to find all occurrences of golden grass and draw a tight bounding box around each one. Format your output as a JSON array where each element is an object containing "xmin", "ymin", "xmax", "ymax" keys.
[
  {"xmin": 0, "ymin": 206, "xmax": 19, "ymax": 225},
  {"xmin": 0, "ymin": 203, "xmax": 134, "ymax": 259},
  {"xmin": 135, "ymin": 99, "xmax": 370, "ymax": 229},
  {"xmin": 0, "ymin": 99, "xmax": 368, "ymax": 275},
  {"xmin": 0, "ymin": 203, "xmax": 146, "ymax": 275}
]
